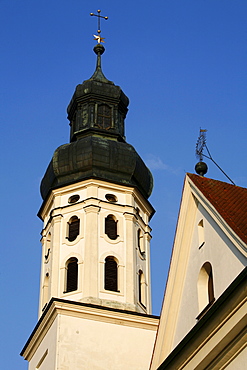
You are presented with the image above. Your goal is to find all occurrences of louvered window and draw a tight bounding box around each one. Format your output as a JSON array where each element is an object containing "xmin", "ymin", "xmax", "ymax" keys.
[
  {"xmin": 97, "ymin": 104, "xmax": 111, "ymax": 130},
  {"xmin": 66, "ymin": 258, "xmax": 78, "ymax": 293},
  {"xmin": 105, "ymin": 257, "xmax": 118, "ymax": 292},
  {"xmin": 68, "ymin": 216, "xmax": 80, "ymax": 242},
  {"xmin": 105, "ymin": 215, "xmax": 118, "ymax": 240}
]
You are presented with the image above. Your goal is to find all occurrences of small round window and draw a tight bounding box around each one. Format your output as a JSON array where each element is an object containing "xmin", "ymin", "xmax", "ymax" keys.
[
  {"xmin": 68, "ymin": 194, "xmax": 80, "ymax": 204},
  {"xmin": 105, "ymin": 194, "xmax": 117, "ymax": 203}
]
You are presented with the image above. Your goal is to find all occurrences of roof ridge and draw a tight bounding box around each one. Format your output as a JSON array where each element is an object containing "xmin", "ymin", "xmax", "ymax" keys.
[{"xmin": 187, "ymin": 172, "xmax": 247, "ymax": 190}]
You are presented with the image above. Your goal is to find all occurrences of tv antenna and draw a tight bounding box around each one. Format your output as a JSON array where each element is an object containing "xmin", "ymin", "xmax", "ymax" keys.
[{"xmin": 195, "ymin": 128, "xmax": 235, "ymax": 185}]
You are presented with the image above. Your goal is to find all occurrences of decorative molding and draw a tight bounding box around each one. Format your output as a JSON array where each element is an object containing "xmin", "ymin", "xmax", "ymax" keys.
[{"xmin": 21, "ymin": 298, "xmax": 159, "ymax": 361}]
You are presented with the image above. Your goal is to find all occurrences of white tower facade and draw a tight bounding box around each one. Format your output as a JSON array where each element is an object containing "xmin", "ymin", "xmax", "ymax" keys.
[{"xmin": 39, "ymin": 178, "xmax": 154, "ymax": 317}]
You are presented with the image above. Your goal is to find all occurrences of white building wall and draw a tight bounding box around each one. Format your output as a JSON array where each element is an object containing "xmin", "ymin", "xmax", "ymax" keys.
[
  {"xmin": 173, "ymin": 201, "xmax": 246, "ymax": 348},
  {"xmin": 24, "ymin": 303, "xmax": 158, "ymax": 370},
  {"xmin": 56, "ymin": 314, "xmax": 156, "ymax": 370},
  {"xmin": 28, "ymin": 318, "xmax": 58, "ymax": 370}
]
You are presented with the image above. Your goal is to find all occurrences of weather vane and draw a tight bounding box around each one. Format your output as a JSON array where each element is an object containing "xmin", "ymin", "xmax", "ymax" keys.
[
  {"xmin": 196, "ymin": 128, "xmax": 207, "ymax": 161},
  {"xmin": 90, "ymin": 10, "xmax": 108, "ymax": 44},
  {"xmin": 195, "ymin": 128, "xmax": 235, "ymax": 185}
]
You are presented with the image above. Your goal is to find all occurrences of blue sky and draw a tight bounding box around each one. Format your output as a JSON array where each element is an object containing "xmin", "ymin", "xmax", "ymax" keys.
[{"xmin": 1, "ymin": 1, "xmax": 246, "ymax": 368}]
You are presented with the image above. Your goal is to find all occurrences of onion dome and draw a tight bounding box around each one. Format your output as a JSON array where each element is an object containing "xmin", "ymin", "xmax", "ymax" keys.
[{"xmin": 40, "ymin": 45, "xmax": 153, "ymax": 201}]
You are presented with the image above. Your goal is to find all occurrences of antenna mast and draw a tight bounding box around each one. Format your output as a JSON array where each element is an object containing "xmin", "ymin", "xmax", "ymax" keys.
[{"xmin": 195, "ymin": 129, "xmax": 235, "ymax": 185}]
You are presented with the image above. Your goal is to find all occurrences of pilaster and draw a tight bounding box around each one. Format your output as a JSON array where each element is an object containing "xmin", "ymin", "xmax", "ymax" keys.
[
  {"xmin": 49, "ymin": 213, "xmax": 63, "ymax": 299},
  {"xmin": 124, "ymin": 212, "xmax": 137, "ymax": 306},
  {"xmin": 83, "ymin": 204, "xmax": 101, "ymax": 298}
]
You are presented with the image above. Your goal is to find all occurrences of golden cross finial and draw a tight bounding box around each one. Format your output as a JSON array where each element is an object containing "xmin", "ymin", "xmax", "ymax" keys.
[{"xmin": 90, "ymin": 9, "xmax": 108, "ymax": 43}]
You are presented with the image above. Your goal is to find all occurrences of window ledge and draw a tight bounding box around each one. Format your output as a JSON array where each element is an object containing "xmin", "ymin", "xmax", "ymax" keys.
[
  {"xmin": 62, "ymin": 289, "xmax": 81, "ymax": 296},
  {"xmin": 196, "ymin": 298, "xmax": 215, "ymax": 320},
  {"xmin": 100, "ymin": 289, "xmax": 124, "ymax": 296}
]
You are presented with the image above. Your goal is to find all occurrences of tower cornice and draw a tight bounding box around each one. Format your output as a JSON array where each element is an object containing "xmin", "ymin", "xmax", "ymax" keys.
[{"xmin": 21, "ymin": 297, "xmax": 159, "ymax": 361}]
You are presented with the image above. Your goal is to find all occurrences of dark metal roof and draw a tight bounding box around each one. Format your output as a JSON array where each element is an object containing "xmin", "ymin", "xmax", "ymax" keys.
[
  {"xmin": 41, "ymin": 136, "xmax": 153, "ymax": 200},
  {"xmin": 40, "ymin": 44, "xmax": 153, "ymax": 202}
]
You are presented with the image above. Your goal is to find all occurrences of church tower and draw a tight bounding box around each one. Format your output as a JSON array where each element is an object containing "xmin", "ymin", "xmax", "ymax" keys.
[
  {"xmin": 38, "ymin": 41, "xmax": 154, "ymax": 316},
  {"xmin": 21, "ymin": 14, "xmax": 158, "ymax": 370}
]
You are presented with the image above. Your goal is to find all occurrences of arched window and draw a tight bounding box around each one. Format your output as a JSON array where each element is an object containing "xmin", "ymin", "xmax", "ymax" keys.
[
  {"xmin": 105, "ymin": 215, "xmax": 118, "ymax": 240},
  {"xmin": 138, "ymin": 270, "xmax": 146, "ymax": 308},
  {"xmin": 97, "ymin": 104, "xmax": 112, "ymax": 130},
  {"xmin": 65, "ymin": 258, "xmax": 78, "ymax": 293},
  {"xmin": 197, "ymin": 262, "xmax": 215, "ymax": 315},
  {"xmin": 198, "ymin": 219, "xmax": 205, "ymax": 248},
  {"xmin": 208, "ymin": 265, "xmax": 214, "ymax": 303},
  {"xmin": 67, "ymin": 216, "xmax": 80, "ymax": 242},
  {"xmin": 104, "ymin": 256, "xmax": 118, "ymax": 292}
]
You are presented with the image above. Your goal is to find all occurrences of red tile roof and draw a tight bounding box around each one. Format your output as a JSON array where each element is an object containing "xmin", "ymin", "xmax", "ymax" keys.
[{"xmin": 187, "ymin": 173, "xmax": 247, "ymax": 245}]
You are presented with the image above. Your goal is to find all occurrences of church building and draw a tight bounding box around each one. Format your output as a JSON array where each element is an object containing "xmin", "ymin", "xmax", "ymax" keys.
[
  {"xmin": 21, "ymin": 18, "xmax": 246, "ymax": 370},
  {"xmin": 151, "ymin": 173, "xmax": 247, "ymax": 369}
]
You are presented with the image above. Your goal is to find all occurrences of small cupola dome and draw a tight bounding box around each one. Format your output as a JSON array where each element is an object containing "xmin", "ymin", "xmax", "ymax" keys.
[{"xmin": 67, "ymin": 44, "xmax": 129, "ymax": 143}]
